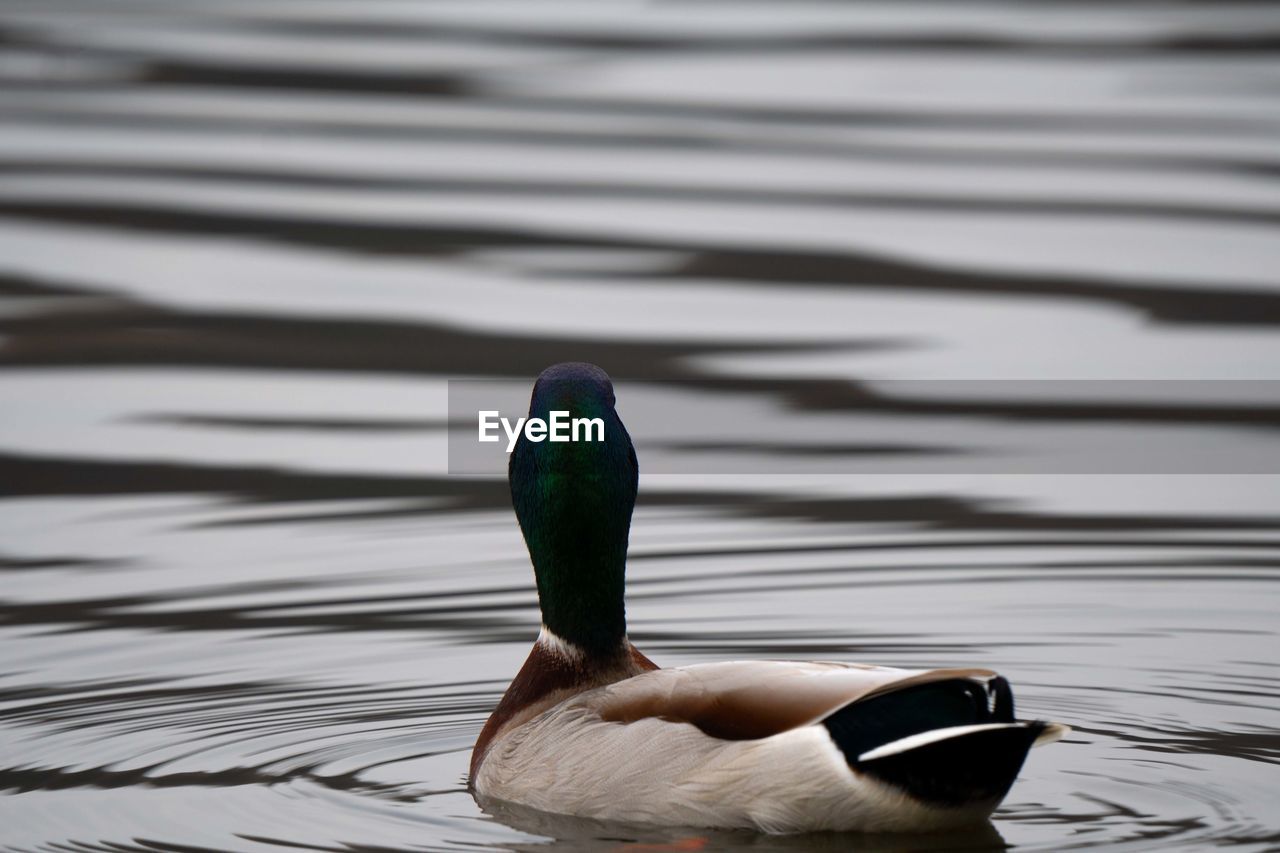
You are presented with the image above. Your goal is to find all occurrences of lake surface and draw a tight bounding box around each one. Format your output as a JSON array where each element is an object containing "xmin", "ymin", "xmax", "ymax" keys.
[{"xmin": 2, "ymin": 2, "xmax": 1279, "ymax": 850}]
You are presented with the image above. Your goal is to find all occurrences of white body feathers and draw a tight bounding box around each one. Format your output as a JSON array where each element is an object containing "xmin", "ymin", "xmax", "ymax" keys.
[{"xmin": 473, "ymin": 661, "xmax": 1061, "ymax": 833}]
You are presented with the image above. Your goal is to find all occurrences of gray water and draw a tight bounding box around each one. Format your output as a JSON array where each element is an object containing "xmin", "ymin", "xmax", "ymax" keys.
[{"xmin": 2, "ymin": 2, "xmax": 1279, "ymax": 851}]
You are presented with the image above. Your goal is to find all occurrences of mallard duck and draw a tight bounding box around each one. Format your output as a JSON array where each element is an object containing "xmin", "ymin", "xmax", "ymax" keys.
[{"xmin": 470, "ymin": 363, "xmax": 1066, "ymax": 833}]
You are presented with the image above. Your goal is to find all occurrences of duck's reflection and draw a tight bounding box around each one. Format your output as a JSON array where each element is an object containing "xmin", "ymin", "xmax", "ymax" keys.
[{"xmin": 477, "ymin": 794, "xmax": 1010, "ymax": 853}]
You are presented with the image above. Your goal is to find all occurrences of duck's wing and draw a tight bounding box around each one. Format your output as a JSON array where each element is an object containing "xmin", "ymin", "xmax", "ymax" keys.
[{"xmin": 593, "ymin": 660, "xmax": 1003, "ymax": 740}]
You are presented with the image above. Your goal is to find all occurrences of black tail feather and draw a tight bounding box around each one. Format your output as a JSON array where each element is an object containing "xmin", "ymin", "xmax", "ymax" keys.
[
  {"xmin": 821, "ymin": 676, "xmax": 1039, "ymax": 807},
  {"xmin": 855, "ymin": 723, "xmax": 1042, "ymax": 807},
  {"xmin": 821, "ymin": 677, "xmax": 1012, "ymax": 762}
]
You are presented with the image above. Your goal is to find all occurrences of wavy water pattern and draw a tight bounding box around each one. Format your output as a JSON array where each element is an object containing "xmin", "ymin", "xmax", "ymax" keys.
[{"xmin": 1, "ymin": 2, "xmax": 1279, "ymax": 851}]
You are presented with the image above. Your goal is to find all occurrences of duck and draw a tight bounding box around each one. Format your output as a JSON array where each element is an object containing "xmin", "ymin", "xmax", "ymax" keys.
[{"xmin": 470, "ymin": 362, "xmax": 1067, "ymax": 834}]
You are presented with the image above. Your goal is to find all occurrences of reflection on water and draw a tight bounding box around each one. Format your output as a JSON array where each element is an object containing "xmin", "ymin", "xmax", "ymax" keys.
[{"xmin": 1, "ymin": 2, "xmax": 1278, "ymax": 851}]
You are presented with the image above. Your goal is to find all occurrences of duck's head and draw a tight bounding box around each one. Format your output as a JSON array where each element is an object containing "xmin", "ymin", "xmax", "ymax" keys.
[{"xmin": 508, "ymin": 363, "xmax": 637, "ymax": 658}]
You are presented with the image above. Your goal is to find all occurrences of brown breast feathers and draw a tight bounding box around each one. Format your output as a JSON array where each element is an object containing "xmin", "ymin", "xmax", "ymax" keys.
[{"xmin": 469, "ymin": 640, "xmax": 658, "ymax": 782}]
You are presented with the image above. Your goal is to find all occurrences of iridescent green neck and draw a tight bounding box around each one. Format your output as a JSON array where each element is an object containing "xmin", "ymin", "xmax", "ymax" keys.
[{"xmin": 507, "ymin": 365, "xmax": 637, "ymax": 657}]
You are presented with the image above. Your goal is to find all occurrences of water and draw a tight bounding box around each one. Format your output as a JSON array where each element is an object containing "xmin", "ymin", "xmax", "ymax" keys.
[{"xmin": 2, "ymin": 2, "xmax": 1279, "ymax": 850}]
